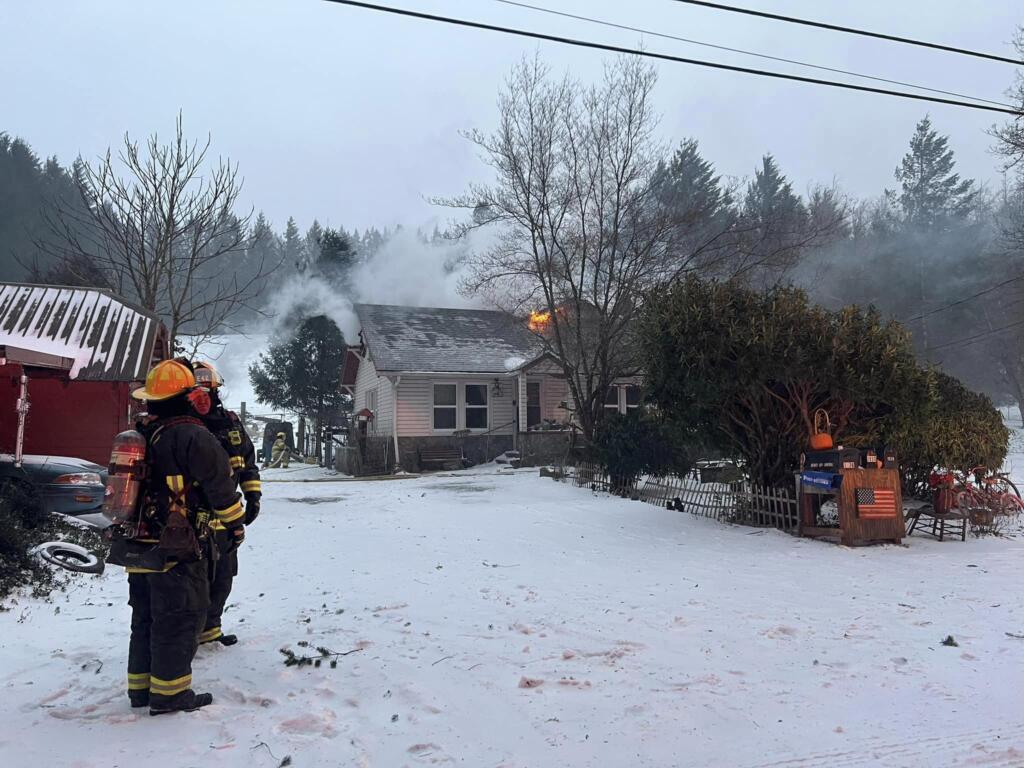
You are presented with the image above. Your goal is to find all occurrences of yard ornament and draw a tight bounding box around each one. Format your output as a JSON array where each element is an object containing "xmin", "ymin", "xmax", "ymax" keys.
[{"xmin": 809, "ymin": 408, "xmax": 834, "ymax": 451}]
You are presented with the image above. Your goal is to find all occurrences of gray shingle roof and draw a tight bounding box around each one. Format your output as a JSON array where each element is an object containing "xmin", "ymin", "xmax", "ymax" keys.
[
  {"xmin": 0, "ymin": 283, "xmax": 163, "ymax": 381},
  {"xmin": 355, "ymin": 303, "xmax": 541, "ymax": 374}
]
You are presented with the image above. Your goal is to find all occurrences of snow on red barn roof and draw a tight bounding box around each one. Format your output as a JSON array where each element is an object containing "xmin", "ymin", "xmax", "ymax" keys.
[{"xmin": 0, "ymin": 283, "xmax": 165, "ymax": 381}]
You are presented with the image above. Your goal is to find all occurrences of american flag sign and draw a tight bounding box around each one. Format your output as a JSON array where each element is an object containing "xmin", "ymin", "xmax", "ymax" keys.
[{"xmin": 855, "ymin": 488, "xmax": 898, "ymax": 518}]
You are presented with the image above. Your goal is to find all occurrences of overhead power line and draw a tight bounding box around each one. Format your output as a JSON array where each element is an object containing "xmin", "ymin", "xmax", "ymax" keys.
[
  {"xmin": 668, "ymin": 0, "xmax": 1023, "ymax": 66},
  {"xmin": 928, "ymin": 316, "xmax": 1024, "ymax": 354},
  {"xmin": 321, "ymin": 1, "xmax": 1020, "ymax": 115},
  {"xmin": 493, "ymin": 0, "xmax": 1013, "ymax": 109},
  {"xmin": 904, "ymin": 273, "xmax": 1024, "ymax": 323}
]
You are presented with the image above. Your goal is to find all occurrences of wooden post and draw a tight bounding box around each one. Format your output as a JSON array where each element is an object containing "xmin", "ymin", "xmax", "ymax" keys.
[{"xmin": 240, "ymin": 400, "xmax": 246, "ymax": 425}]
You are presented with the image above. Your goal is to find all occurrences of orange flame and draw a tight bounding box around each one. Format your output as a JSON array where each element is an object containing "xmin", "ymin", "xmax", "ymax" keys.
[{"xmin": 528, "ymin": 310, "xmax": 552, "ymax": 332}]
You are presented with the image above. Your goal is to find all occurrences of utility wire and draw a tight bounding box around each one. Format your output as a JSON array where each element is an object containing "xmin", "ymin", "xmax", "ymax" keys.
[
  {"xmin": 904, "ymin": 273, "xmax": 1024, "ymax": 323},
  {"xmin": 928, "ymin": 316, "xmax": 1024, "ymax": 353},
  {"xmin": 493, "ymin": 0, "xmax": 1013, "ymax": 109},
  {"xmin": 321, "ymin": 1, "xmax": 1020, "ymax": 115},
  {"xmin": 668, "ymin": 0, "xmax": 1023, "ymax": 66}
]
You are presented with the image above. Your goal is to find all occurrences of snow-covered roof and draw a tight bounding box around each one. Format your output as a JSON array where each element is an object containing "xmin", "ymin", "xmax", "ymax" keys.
[
  {"xmin": 0, "ymin": 283, "xmax": 163, "ymax": 381},
  {"xmin": 355, "ymin": 303, "xmax": 542, "ymax": 374}
]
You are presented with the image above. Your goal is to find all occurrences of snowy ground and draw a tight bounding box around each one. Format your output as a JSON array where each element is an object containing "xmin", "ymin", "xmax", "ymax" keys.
[
  {"xmin": 3, "ymin": 469, "xmax": 1024, "ymax": 767},
  {"xmin": 261, "ymin": 465, "xmax": 349, "ymax": 482}
]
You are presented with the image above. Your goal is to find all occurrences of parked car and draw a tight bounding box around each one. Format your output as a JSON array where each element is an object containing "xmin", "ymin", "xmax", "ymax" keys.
[{"xmin": 0, "ymin": 454, "xmax": 109, "ymax": 528}]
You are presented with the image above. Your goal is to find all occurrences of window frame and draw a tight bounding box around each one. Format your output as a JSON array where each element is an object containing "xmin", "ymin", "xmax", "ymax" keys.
[
  {"xmin": 624, "ymin": 385, "xmax": 642, "ymax": 411},
  {"xmin": 464, "ymin": 383, "xmax": 490, "ymax": 432},
  {"xmin": 432, "ymin": 383, "xmax": 458, "ymax": 432},
  {"xmin": 604, "ymin": 385, "xmax": 622, "ymax": 413}
]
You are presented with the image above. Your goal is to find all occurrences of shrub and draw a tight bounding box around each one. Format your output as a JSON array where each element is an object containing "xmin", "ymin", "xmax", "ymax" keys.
[
  {"xmin": 640, "ymin": 277, "xmax": 1007, "ymax": 491},
  {"xmin": 641, "ymin": 278, "xmax": 927, "ymax": 487},
  {"xmin": 0, "ymin": 481, "xmax": 105, "ymax": 605},
  {"xmin": 898, "ymin": 372, "xmax": 1009, "ymax": 496},
  {"xmin": 592, "ymin": 411, "xmax": 692, "ymax": 494}
]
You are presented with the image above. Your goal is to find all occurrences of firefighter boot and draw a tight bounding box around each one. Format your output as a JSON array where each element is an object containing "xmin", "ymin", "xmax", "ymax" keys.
[{"xmin": 149, "ymin": 690, "xmax": 214, "ymax": 716}]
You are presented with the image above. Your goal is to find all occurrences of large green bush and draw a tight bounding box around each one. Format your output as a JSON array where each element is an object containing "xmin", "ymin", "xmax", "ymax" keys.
[
  {"xmin": 639, "ymin": 277, "xmax": 1006, "ymax": 489},
  {"xmin": 897, "ymin": 372, "xmax": 1009, "ymax": 495},
  {"xmin": 592, "ymin": 411, "xmax": 692, "ymax": 494}
]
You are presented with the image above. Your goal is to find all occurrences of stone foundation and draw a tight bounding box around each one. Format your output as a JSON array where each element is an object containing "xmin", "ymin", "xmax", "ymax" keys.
[{"xmin": 397, "ymin": 435, "xmax": 514, "ymax": 472}]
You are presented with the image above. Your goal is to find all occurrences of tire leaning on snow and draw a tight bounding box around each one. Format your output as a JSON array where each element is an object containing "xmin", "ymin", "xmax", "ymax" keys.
[{"xmin": 32, "ymin": 541, "xmax": 105, "ymax": 575}]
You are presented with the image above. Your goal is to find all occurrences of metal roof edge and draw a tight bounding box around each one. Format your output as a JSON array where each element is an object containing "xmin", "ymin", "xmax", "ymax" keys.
[{"xmin": 0, "ymin": 281, "xmax": 161, "ymax": 323}]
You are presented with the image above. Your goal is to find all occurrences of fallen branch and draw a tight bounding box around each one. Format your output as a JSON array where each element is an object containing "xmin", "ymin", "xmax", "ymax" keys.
[
  {"xmin": 432, "ymin": 655, "xmax": 455, "ymax": 667},
  {"xmin": 1006, "ymin": 632, "xmax": 1024, "ymax": 639},
  {"xmin": 252, "ymin": 741, "xmax": 292, "ymax": 766},
  {"xmin": 280, "ymin": 645, "xmax": 364, "ymax": 668}
]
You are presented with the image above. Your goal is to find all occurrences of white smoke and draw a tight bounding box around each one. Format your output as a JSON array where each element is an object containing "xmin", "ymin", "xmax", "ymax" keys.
[
  {"xmin": 196, "ymin": 223, "xmax": 492, "ymax": 410},
  {"xmin": 264, "ymin": 224, "xmax": 486, "ymax": 342}
]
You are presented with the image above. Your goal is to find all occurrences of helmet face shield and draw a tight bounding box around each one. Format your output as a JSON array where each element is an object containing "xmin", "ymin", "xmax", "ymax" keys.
[{"xmin": 193, "ymin": 362, "xmax": 223, "ymax": 389}]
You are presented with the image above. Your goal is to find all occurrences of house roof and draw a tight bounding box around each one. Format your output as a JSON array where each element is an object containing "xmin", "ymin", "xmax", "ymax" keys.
[
  {"xmin": 0, "ymin": 283, "xmax": 163, "ymax": 381},
  {"xmin": 354, "ymin": 303, "xmax": 542, "ymax": 374}
]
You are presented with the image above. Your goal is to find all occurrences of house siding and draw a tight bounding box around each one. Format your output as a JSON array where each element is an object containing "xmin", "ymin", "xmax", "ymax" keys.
[
  {"xmin": 396, "ymin": 375, "xmax": 516, "ymax": 437},
  {"xmin": 353, "ymin": 353, "xmax": 394, "ymax": 436}
]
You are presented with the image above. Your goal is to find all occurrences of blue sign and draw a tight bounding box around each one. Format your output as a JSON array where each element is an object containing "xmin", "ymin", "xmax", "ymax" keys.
[{"xmin": 801, "ymin": 471, "xmax": 843, "ymax": 490}]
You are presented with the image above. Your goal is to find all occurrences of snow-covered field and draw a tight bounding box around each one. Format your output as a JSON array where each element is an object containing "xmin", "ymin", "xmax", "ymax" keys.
[{"xmin": 3, "ymin": 469, "xmax": 1024, "ymax": 767}]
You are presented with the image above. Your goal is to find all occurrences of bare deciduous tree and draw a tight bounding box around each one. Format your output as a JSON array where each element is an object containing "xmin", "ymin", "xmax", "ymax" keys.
[
  {"xmin": 443, "ymin": 56, "xmax": 840, "ymax": 441},
  {"xmin": 991, "ymin": 28, "xmax": 1024, "ymax": 169},
  {"xmin": 38, "ymin": 115, "xmax": 278, "ymax": 348}
]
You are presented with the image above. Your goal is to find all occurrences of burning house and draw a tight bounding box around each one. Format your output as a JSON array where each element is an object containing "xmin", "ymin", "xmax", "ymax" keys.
[{"xmin": 340, "ymin": 303, "xmax": 640, "ymax": 473}]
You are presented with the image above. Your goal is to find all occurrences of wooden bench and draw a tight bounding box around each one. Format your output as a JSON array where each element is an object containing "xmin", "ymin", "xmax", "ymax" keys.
[
  {"xmin": 418, "ymin": 447, "xmax": 465, "ymax": 472},
  {"xmin": 905, "ymin": 505, "xmax": 968, "ymax": 541}
]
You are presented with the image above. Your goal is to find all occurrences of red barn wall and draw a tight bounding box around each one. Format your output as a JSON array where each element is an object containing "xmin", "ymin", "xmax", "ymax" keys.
[{"xmin": 0, "ymin": 364, "xmax": 134, "ymax": 465}]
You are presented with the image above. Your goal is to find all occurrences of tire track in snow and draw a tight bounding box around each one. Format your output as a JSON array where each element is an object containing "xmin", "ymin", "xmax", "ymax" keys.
[{"xmin": 743, "ymin": 724, "xmax": 1024, "ymax": 767}]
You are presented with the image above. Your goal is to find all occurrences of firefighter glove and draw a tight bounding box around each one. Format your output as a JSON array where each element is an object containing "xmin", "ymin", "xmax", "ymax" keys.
[
  {"xmin": 244, "ymin": 493, "xmax": 261, "ymax": 525},
  {"xmin": 231, "ymin": 526, "xmax": 245, "ymax": 549}
]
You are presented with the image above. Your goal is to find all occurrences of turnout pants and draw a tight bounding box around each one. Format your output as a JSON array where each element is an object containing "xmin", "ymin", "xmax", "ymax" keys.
[
  {"xmin": 126, "ymin": 560, "xmax": 209, "ymax": 707},
  {"xmin": 201, "ymin": 528, "xmax": 238, "ymax": 644}
]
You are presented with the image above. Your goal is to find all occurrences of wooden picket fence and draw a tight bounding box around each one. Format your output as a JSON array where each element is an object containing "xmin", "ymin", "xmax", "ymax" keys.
[{"xmin": 565, "ymin": 463, "xmax": 798, "ymax": 533}]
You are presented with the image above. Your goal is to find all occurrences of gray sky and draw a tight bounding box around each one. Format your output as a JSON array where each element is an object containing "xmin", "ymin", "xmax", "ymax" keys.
[{"xmin": 1, "ymin": 1, "xmax": 1020, "ymax": 233}]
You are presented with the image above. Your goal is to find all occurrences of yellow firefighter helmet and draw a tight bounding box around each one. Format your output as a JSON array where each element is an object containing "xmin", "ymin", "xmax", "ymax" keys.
[
  {"xmin": 193, "ymin": 361, "xmax": 224, "ymax": 389},
  {"xmin": 131, "ymin": 360, "xmax": 196, "ymax": 401}
]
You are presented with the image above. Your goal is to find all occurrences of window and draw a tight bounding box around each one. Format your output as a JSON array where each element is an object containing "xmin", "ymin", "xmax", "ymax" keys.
[
  {"xmin": 366, "ymin": 388, "xmax": 377, "ymax": 413},
  {"xmin": 604, "ymin": 386, "xmax": 620, "ymax": 412},
  {"xmin": 433, "ymin": 384, "xmax": 457, "ymax": 430},
  {"xmin": 526, "ymin": 382, "xmax": 542, "ymax": 429},
  {"xmin": 465, "ymin": 384, "xmax": 489, "ymax": 430},
  {"xmin": 625, "ymin": 385, "xmax": 642, "ymax": 411}
]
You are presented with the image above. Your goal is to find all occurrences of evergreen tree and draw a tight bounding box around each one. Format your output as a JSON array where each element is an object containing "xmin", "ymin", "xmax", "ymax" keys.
[
  {"xmin": 654, "ymin": 139, "xmax": 733, "ymax": 225},
  {"xmin": 316, "ymin": 227, "xmax": 355, "ymax": 283},
  {"xmin": 893, "ymin": 115, "xmax": 977, "ymax": 227},
  {"xmin": 738, "ymin": 155, "xmax": 810, "ymax": 281},
  {"xmin": 300, "ymin": 220, "xmax": 324, "ymax": 274},
  {"xmin": 0, "ymin": 134, "xmax": 83, "ymax": 281},
  {"xmin": 248, "ymin": 315, "xmax": 351, "ymax": 459}
]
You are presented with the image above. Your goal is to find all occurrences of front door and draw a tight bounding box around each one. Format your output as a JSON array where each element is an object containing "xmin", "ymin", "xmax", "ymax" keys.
[{"xmin": 526, "ymin": 382, "xmax": 541, "ymax": 429}]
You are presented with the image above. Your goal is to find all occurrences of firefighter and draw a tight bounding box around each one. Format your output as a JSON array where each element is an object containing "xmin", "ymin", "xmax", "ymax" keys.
[
  {"xmin": 268, "ymin": 431, "xmax": 290, "ymax": 468},
  {"xmin": 192, "ymin": 361, "xmax": 261, "ymax": 647},
  {"xmin": 118, "ymin": 359, "xmax": 244, "ymax": 715}
]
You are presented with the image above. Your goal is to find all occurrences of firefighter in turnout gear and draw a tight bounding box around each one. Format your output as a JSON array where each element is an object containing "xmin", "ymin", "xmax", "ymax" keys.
[
  {"xmin": 268, "ymin": 431, "xmax": 290, "ymax": 468},
  {"xmin": 112, "ymin": 359, "xmax": 244, "ymax": 715},
  {"xmin": 192, "ymin": 361, "xmax": 261, "ymax": 647}
]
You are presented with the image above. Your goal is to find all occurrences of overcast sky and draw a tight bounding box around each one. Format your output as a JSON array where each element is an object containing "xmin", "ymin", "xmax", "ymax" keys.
[{"xmin": 1, "ymin": 1, "xmax": 1020, "ymax": 233}]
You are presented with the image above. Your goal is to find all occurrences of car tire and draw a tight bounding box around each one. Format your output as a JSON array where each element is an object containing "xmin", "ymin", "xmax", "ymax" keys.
[{"xmin": 33, "ymin": 541, "xmax": 105, "ymax": 575}]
